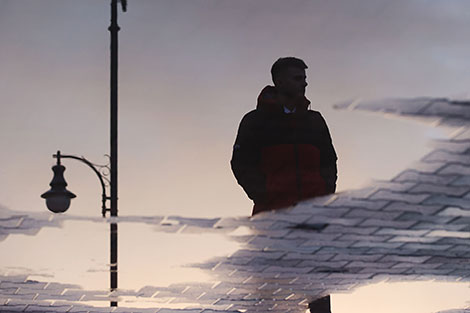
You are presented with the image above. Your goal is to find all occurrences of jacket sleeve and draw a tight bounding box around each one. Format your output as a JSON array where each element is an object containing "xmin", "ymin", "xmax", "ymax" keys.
[
  {"xmin": 317, "ymin": 113, "xmax": 338, "ymax": 194},
  {"xmin": 230, "ymin": 112, "xmax": 266, "ymax": 202}
]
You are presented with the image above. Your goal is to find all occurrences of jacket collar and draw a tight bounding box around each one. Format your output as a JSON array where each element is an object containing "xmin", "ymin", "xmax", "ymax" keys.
[{"xmin": 256, "ymin": 85, "xmax": 310, "ymax": 113}]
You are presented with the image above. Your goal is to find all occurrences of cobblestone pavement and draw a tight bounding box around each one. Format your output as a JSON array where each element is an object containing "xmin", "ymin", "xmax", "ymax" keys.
[{"xmin": 1, "ymin": 98, "xmax": 469, "ymax": 312}]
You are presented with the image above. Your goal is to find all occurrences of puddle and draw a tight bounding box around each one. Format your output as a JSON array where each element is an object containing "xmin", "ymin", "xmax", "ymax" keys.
[
  {"xmin": 330, "ymin": 280, "xmax": 470, "ymax": 313},
  {"xmin": 0, "ymin": 219, "xmax": 239, "ymax": 291}
]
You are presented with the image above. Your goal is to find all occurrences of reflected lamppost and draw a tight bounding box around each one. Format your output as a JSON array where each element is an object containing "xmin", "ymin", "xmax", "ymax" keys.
[{"xmin": 41, "ymin": 0, "xmax": 127, "ymax": 307}]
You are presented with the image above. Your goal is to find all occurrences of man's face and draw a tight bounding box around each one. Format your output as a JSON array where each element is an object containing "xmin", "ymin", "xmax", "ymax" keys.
[{"xmin": 276, "ymin": 67, "xmax": 308, "ymax": 98}]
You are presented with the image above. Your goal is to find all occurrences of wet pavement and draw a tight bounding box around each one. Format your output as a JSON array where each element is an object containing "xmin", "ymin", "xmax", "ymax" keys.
[{"xmin": 1, "ymin": 98, "xmax": 470, "ymax": 312}]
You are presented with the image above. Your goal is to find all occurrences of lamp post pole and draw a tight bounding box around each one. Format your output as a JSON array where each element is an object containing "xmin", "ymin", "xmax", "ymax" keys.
[
  {"xmin": 110, "ymin": 0, "xmax": 123, "ymax": 218},
  {"xmin": 41, "ymin": 0, "xmax": 127, "ymax": 306},
  {"xmin": 109, "ymin": 0, "xmax": 126, "ymax": 298}
]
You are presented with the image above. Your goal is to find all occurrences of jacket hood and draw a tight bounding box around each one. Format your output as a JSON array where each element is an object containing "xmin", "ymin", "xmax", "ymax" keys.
[{"xmin": 256, "ymin": 85, "xmax": 310, "ymax": 113}]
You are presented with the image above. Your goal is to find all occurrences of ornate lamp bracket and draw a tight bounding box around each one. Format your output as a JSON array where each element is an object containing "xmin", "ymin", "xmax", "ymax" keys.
[{"xmin": 53, "ymin": 150, "xmax": 112, "ymax": 217}]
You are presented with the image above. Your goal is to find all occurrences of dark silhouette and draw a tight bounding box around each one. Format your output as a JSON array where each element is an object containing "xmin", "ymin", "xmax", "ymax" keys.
[
  {"xmin": 309, "ymin": 295, "xmax": 332, "ymax": 313},
  {"xmin": 231, "ymin": 57, "xmax": 337, "ymax": 215}
]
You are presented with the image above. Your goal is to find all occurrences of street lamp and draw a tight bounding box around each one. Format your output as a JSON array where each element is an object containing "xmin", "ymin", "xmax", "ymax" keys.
[
  {"xmin": 40, "ymin": 151, "xmax": 77, "ymax": 213},
  {"xmin": 41, "ymin": 0, "xmax": 127, "ymax": 218},
  {"xmin": 41, "ymin": 0, "xmax": 127, "ymax": 306},
  {"xmin": 41, "ymin": 150, "xmax": 109, "ymax": 216}
]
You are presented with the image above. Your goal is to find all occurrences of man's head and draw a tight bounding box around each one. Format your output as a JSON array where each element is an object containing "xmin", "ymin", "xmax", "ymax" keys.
[{"xmin": 271, "ymin": 57, "xmax": 308, "ymax": 98}]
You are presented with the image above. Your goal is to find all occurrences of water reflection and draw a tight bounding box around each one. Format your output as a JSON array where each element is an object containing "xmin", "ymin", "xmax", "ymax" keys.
[
  {"xmin": 0, "ymin": 219, "xmax": 240, "ymax": 307},
  {"xmin": 330, "ymin": 280, "xmax": 470, "ymax": 313},
  {"xmin": 305, "ymin": 280, "xmax": 470, "ymax": 313}
]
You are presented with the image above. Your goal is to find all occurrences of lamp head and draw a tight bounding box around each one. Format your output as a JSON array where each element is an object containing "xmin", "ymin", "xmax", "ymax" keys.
[{"xmin": 41, "ymin": 163, "xmax": 76, "ymax": 213}]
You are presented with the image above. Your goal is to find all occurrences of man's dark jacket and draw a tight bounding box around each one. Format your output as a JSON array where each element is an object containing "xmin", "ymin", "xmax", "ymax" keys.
[{"xmin": 231, "ymin": 85, "xmax": 337, "ymax": 215}]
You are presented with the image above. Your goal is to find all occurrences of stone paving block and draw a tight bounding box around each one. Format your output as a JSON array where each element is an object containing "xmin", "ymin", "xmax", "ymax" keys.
[
  {"xmin": 229, "ymin": 249, "xmax": 284, "ymax": 260},
  {"xmin": 263, "ymin": 266, "xmax": 312, "ymax": 274},
  {"xmin": 451, "ymin": 176, "xmax": 470, "ymax": 186},
  {"xmin": 374, "ymin": 228, "xmax": 430, "ymax": 236},
  {"xmin": 24, "ymin": 304, "xmax": 69, "ymax": 312},
  {"xmin": 284, "ymin": 231, "xmax": 340, "ymax": 241},
  {"xmin": 352, "ymin": 241, "xmax": 404, "ymax": 249},
  {"xmin": 0, "ymin": 217, "xmax": 24, "ymax": 229},
  {"xmin": 247, "ymin": 258, "xmax": 301, "ymax": 268},
  {"xmin": 404, "ymin": 268, "xmax": 455, "ymax": 275},
  {"xmin": 393, "ymin": 261, "xmax": 442, "ymax": 269},
  {"xmin": 393, "ymin": 170, "xmax": 457, "ymax": 185},
  {"xmin": 389, "ymin": 235, "xmax": 442, "ymax": 243},
  {"xmin": 0, "ymin": 305, "xmax": 28, "ymax": 312},
  {"xmin": 343, "ymin": 208, "xmax": 401, "ymax": 220},
  {"xmin": 345, "ymin": 261, "xmax": 397, "ymax": 269},
  {"xmin": 300, "ymin": 238, "xmax": 352, "ymax": 249},
  {"xmin": 409, "ymin": 183, "xmax": 470, "ymax": 197},
  {"xmin": 44, "ymin": 282, "xmax": 80, "ymax": 291},
  {"xmin": 4, "ymin": 293, "xmax": 38, "ymax": 301},
  {"xmin": 423, "ymin": 195, "xmax": 470, "ymax": 209},
  {"xmin": 380, "ymin": 255, "xmax": 431, "ymax": 263},
  {"xmin": 317, "ymin": 246, "xmax": 369, "ymax": 255},
  {"xmin": 397, "ymin": 212, "xmax": 453, "ymax": 225},
  {"xmin": 438, "ymin": 207, "xmax": 470, "ymax": 217},
  {"xmin": 289, "ymin": 205, "xmax": 350, "ymax": 217},
  {"xmin": 331, "ymin": 253, "xmax": 383, "ymax": 262},
  {"xmin": 441, "ymin": 116, "xmax": 470, "ymax": 127},
  {"xmin": 439, "ymin": 164, "xmax": 470, "ymax": 176},
  {"xmin": 65, "ymin": 306, "xmax": 91, "ymax": 313},
  {"xmin": 337, "ymin": 234, "xmax": 392, "ymax": 243},
  {"xmin": 424, "ymin": 100, "xmax": 470, "ymax": 119},
  {"xmin": 297, "ymin": 260, "xmax": 349, "ymax": 272},
  {"xmin": 248, "ymin": 237, "xmax": 308, "ymax": 252},
  {"xmin": 431, "ymin": 140, "xmax": 470, "ymax": 153},
  {"xmin": 212, "ymin": 218, "xmax": 247, "ymax": 230},
  {"xmin": 265, "ymin": 213, "xmax": 312, "ymax": 225},
  {"xmin": 359, "ymin": 218, "xmax": 416, "ymax": 229},
  {"xmin": 326, "ymin": 198, "xmax": 389, "ymax": 210},
  {"xmin": 446, "ymin": 244, "xmax": 470, "ymax": 255},
  {"xmin": 359, "ymin": 267, "xmax": 409, "ymax": 275},
  {"xmin": 304, "ymin": 216, "xmax": 363, "ymax": 227},
  {"xmin": 453, "ymin": 128, "xmax": 470, "ymax": 141},
  {"xmin": 411, "ymin": 222, "xmax": 468, "ymax": 231},
  {"xmin": 282, "ymin": 252, "xmax": 334, "ymax": 262},
  {"xmin": 334, "ymin": 187, "xmax": 377, "ymax": 199},
  {"xmin": 369, "ymin": 181, "xmax": 417, "ymax": 192},
  {"xmin": 321, "ymin": 225, "xmax": 378, "ymax": 235},
  {"xmin": 18, "ymin": 281, "xmax": 48, "ymax": 291},
  {"xmin": 252, "ymin": 228, "xmax": 290, "ymax": 239},
  {"xmin": 168, "ymin": 217, "xmax": 220, "ymax": 229},
  {"xmin": 427, "ymin": 230, "xmax": 470, "ymax": 239},
  {"xmin": 401, "ymin": 242, "xmax": 453, "ymax": 251},
  {"xmin": 410, "ymin": 161, "xmax": 448, "ymax": 174},
  {"xmin": 0, "ymin": 287, "xmax": 18, "ymax": 295},
  {"xmin": 369, "ymin": 190, "xmax": 429, "ymax": 204},
  {"xmin": 423, "ymin": 150, "xmax": 470, "ymax": 166}
]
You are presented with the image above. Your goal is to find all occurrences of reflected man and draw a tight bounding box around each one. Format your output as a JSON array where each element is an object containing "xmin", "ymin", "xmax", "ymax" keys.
[{"xmin": 231, "ymin": 57, "xmax": 337, "ymax": 215}]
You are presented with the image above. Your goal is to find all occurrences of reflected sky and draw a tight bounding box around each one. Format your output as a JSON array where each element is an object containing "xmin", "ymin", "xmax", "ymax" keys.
[
  {"xmin": 0, "ymin": 220, "xmax": 240, "ymax": 290},
  {"xmin": 0, "ymin": 0, "xmax": 468, "ymax": 217},
  {"xmin": 331, "ymin": 280, "xmax": 470, "ymax": 313}
]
